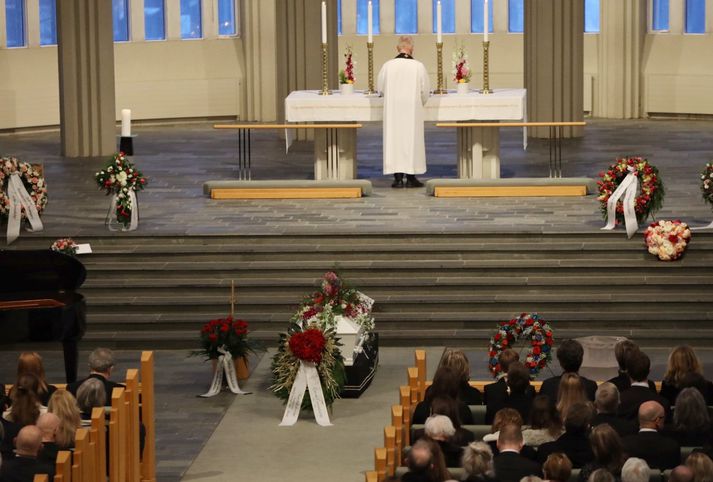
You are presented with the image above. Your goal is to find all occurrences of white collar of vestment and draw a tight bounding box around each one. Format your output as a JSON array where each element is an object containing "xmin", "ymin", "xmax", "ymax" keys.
[
  {"xmin": 631, "ymin": 381, "xmax": 649, "ymax": 388},
  {"xmin": 639, "ymin": 428, "xmax": 657, "ymax": 433}
]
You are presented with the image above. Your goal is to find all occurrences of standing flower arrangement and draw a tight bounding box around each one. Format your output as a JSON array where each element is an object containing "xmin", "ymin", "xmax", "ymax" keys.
[
  {"xmin": 195, "ymin": 316, "xmax": 259, "ymax": 361},
  {"xmin": 0, "ymin": 157, "xmax": 48, "ymax": 221},
  {"xmin": 597, "ymin": 157, "xmax": 664, "ymax": 224},
  {"xmin": 51, "ymin": 238, "xmax": 78, "ymax": 256},
  {"xmin": 339, "ymin": 46, "xmax": 355, "ymax": 85},
  {"xmin": 644, "ymin": 220, "xmax": 692, "ymax": 261},
  {"xmin": 487, "ymin": 313, "xmax": 554, "ymax": 379},
  {"xmin": 701, "ymin": 162, "xmax": 713, "ymax": 210},
  {"xmin": 95, "ymin": 152, "xmax": 147, "ymax": 229},
  {"xmin": 452, "ymin": 46, "xmax": 472, "ymax": 83}
]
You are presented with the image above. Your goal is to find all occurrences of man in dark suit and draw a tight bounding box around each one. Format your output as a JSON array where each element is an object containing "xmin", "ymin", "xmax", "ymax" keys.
[
  {"xmin": 617, "ymin": 350, "xmax": 670, "ymax": 421},
  {"xmin": 607, "ymin": 340, "xmax": 656, "ymax": 393},
  {"xmin": 67, "ymin": 347, "xmax": 125, "ymax": 402},
  {"xmin": 622, "ymin": 400, "xmax": 680, "ymax": 470},
  {"xmin": 0, "ymin": 416, "xmax": 22, "ymax": 459},
  {"xmin": 592, "ymin": 382, "xmax": 635, "ymax": 437},
  {"xmin": 537, "ymin": 402, "xmax": 595, "ymax": 468},
  {"xmin": 485, "ymin": 362, "xmax": 535, "ymax": 425},
  {"xmin": 0, "ymin": 425, "xmax": 55, "ymax": 482},
  {"xmin": 539, "ymin": 339, "xmax": 598, "ymax": 403},
  {"xmin": 494, "ymin": 423, "xmax": 542, "ymax": 482}
]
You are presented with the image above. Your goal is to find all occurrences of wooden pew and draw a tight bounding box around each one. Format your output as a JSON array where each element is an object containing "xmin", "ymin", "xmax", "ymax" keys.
[
  {"xmin": 90, "ymin": 406, "xmax": 107, "ymax": 482},
  {"xmin": 33, "ymin": 475, "xmax": 49, "ymax": 482},
  {"xmin": 140, "ymin": 351, "xmax": 157, "ymax": 482},
  {"xmin": 365, "ymin": 471, "xmax": 378, "ymax": 482},
  {"xmin": 399, "ymin": 386, "xmax": 411, "ymax": 447},
  {"xmin": 125, "ymin": 369, "xmax": 142, "ymax": 482},
  {"xmin": 407, "ymin": 367, "xmax": 419, "ymax": 405},
  {"xmin": 414, "ymin": 350, "xmax": 426, "ymax": 402},
  {"xmin": 72, "ymin": 428, "xmax": 92, "ymax": 482},
  {"xmin": 391, "ymin": 405, "xmax": 404, "ymax": 467},
  {"xmin": 374, "ymin": 447, "xmax": 387, "ymax": 482},
  {"xmin": 384, "ymin": 426, "xmax": 396, "ymax": 477},
  {"xmin": 110, "ymin": 387, "xmax": 128, "ymax": 482},
  {"xmin": 54, "ymin": 450, "xmax": 72, "ymax": 482}
]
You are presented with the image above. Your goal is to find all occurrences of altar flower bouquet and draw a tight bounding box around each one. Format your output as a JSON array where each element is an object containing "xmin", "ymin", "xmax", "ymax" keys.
[
  {"xmin": 644, "ymin": 220, "xmax": 692, "ymax": 261},
  {"xmin": 339, "ymin": 46, "xmax": 355, "ymax": 84},
  {"xmin": 701, "ymin": 162, "xmax": 713, "ymax": 210},
  {"xmin": 597, "ymin": 157, "xmax": 664, "ymax": 224},
  {"xmin": 195, "ymin": 316, "xmax": 259, "ymax": 360},
  {"xmin": 292, "ymin": 271, "xmax": 375, "ymax": 331},
  {"xmin": 452, "ymin": 46, "xmax": 472, "ymax": 83},
  {"xmin": 95, "ymin": 153, "xmax": 147, "ymax": 228},
  {"xmin": 271, "ymin": 321, "xmax": 346, "ymax": 409},
  {"xmin": 50, "ymin": 238, "xmax": 78, "ymax": 256}
]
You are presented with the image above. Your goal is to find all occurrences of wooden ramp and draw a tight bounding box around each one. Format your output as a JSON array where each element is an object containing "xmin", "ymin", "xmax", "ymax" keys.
[{"xmin": 204, "ymin": 180, "xmax": 372, "ymax": 200}]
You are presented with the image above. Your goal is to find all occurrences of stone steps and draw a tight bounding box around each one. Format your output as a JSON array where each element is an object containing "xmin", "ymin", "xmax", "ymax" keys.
[{"xmin": 6, "ymin": 232, "xmax": 712, "ymax": 348}]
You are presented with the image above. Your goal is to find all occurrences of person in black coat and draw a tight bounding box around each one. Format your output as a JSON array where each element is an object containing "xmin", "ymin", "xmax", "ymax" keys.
[
  {"xmin": 0, "ymin": 416, "xmax": 22, "ymax": 459},
  {"xmin": 400, "ymin": 438, "xmax": 453, "ymax": 482},
  {"xmin": 432, "ymin": 348, "xmax": 482, "ymax": 406},
  {"xmin": 617, "ymin": 350, "xmax": 670, "ymax": 421},
  {"xmin": 591, "ymin": 382, "xmax": 635, "ymax": 437},
  {"xmin": 412, "ymin": 396, "xmax": 475, "ymax": 446},
  {"xmin": 606, "ymin": 340, "xmax": 657, "ymax": 394},
  {"xmin": 537, "ymin": 401, "xmax": 595, "ymax": 468},
  {"xmin": 493, "ymin": 423, "xmax": 542, "ymax": 482},
  {"xmin": 0, "ymin": 425, "xmax": 55, "ymax": 482},
  {"xmin": 662, "ymin": 387, "xmax": 713, "ymax": 447},
  {"xmin": 622, "ymin": 400, "xmax": 680, "ymax": 470},
  {"xmin": 539, "ymin": 340, "xmax": 598, "ymax": 403},
  {"xmin": 484, "ymin": 349, "xmax": 521, "ymax": 405},
  {"xmin": 485, "ymin": 362, "xmax": 534, "ymax": 425},
  {"xmin": 412, "ymin": 366, "xmax": 474, "ymax": 425},
  {"xmin": 67, "ymin": 348, "xmax": 125, "ymax": 403},
  {"xmin": 660, "ymin": 345, "xmax": 713, "ymax": 406}
]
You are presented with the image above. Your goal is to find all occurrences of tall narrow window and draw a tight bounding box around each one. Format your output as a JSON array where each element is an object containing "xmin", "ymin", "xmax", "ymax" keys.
[
  {"xmin": 508, "ymin": 0, "xmax": 523, "ymax": 33},
  {"xmin": 470, "ymin": 0, "xmax": 493, "ymax": 34},
  {"xmin": 584, "ymin": 0, "xmax": 600, "ymax": 32},
  {"xmin": 144, "ymin": 0, "xmax": 165, "ymax": 40},
  {"xmin": 338, "ymin": 0, "xmax": 342, "ymax": 35},
  {"xmin": 39, "ymin": 0, "xmax": 57, "ymax": 45},
  {"xmin": 357, "ymin": 0, "xmax": 380, "ymax": 35},
  {"xmin": 5, "ymin": 0, "xmax": 25, "ymax": 48},
  {"xmin": 218, "ymin": 0, "xmax": 236, "ymax": 36},
  {"xmin": 685, "ymin": 0, "xmax": 705, "ymax": 33},
  {"xmin": 652, "ymin": 0, "xmax": 669, "ymax": 31},
  {"xmin": 433, "ymin": 0, "xmax": 455, "ymax": 34},
  {"xmin": 181, "ymin": 0, "xmax": 202, "ymax": 39},
  {"xmin": 113, "ymin": 0, "xmax": 129, "ymax": 41},
  {"xmin": 395, "ymin": 0, "xmax": 417, "ymax": 34}
]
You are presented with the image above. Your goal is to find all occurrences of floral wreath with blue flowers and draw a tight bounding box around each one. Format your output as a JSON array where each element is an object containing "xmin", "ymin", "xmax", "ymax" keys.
[{"xmin": 487, "ymin": 313, "xmax": 554, "ymax": 379}]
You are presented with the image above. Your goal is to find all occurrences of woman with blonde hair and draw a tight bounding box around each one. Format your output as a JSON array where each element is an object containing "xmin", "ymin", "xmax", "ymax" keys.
[
  {"xmin": 556, "ymin": 373, "xmax": 586, "ymax": 421},
  {"xmin": 662, "ymin": 345, "xmax": 713, "ymax": 405},
  {"xmin": 685, "ymin": 452, "xmax": 713, "ymax": 482},
  {"xmin": 48, "ymin": 390, "xmax": 81, "ymax": 449},
  {"xmin": 436, "ymin": 348, "xmax": 482, "ymax": 405},
  {"xmin": 2, "ymin": 374, "xmax": 45, "ymax": 426},
  {"xmin": 461, "ymin": 442, "xmax": 496, "ymax": 482},
  {"xmin": 16, "ymin": 352, "xmax": 57, "ymax": 406}
]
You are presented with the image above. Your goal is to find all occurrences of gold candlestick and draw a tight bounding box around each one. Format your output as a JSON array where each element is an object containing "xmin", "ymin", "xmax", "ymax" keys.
[
  {"xmin": 482, "ymin": 40, "xmax": 492, "ymax": 94},
  {"xmin": 434, "ymin": 42, "xmax": 447, "ymax": 95},
  {"xmin": 320, "ymin": 43, "xmax": 331, "ymax": 96},
  {"xmin": 365, "ymin": 42, "xmax": 376, "ymax": 95}
]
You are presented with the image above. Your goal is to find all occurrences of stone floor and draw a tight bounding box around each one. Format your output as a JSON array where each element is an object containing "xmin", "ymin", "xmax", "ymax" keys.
[{"xmin": 0, "ymin": 118, "xmax": 712, "ymax": 239}]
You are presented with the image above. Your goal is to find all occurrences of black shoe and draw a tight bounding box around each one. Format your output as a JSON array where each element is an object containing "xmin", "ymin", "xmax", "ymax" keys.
[
  {"xmin": 405, "ymin": 175, "xmax": 424, "ymax": 188},
  {"xmin": 391, "ymin": 173, "xmax": 404, "ymax": 188}
]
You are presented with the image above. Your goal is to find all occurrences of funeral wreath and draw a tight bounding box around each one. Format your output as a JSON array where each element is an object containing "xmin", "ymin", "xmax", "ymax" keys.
[
  {"xmin": 644, "ymin": 220, "xmax": 692, "ymax": 261},
  {"xmin": 488, "ymin": 313, "xmax": 554, "ymax": 379},
  {"xmin": 597, "ymin": 157, "xmax": 664, "ymax": 225},
  {"xmin": 0, "ymin": 157, "xmax": 48, "ymax": 221}
]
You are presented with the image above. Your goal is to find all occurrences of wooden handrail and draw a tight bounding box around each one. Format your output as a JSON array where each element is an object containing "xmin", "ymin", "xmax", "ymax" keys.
[
  {"xmin": 436, "ymin": 121, "xmax": 587, "ymax": 128},
  {"xmin": 214, "ymin": 123, "xmax": 363, "ymax": 129}
]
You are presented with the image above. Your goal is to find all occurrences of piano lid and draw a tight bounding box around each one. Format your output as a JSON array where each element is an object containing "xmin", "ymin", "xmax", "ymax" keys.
[{"xmin": 0, "ymin": 250, "xmax": 87, "ymax": 293}]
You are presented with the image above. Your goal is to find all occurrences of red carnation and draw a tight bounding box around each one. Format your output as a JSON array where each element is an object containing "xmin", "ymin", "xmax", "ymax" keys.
[
  {"xmin": 289, "ymin": 328, "xmax": 326, "ymax": 364},
  {"xmin": 533, "ymin": 346, "xmax": 541, "ymax": 355},
  {"xmin": 668, "ymin": 234, "xmax": 679, "ymax": 243}
]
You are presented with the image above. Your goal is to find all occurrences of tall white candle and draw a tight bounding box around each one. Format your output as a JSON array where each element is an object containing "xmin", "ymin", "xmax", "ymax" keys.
[
  {"xmin": 484, "ymin": 0, "xmax": 489, "ymax": 42},
  {"xmin": 436, "ymin": 1, "xmax": 442, "ymax": 43},
  {"xmin": 121, "ymin": 109, "xmax": 131, "ymax": 137},
  {"xmin": 367, "ymin": 1, "xmax": 373, "ymax": 43},
  {"xmin": 321, "ymin": 1, "xmax": 327, "ymax": 44}
]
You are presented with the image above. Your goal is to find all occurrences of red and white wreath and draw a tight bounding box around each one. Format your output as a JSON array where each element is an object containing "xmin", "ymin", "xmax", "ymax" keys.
[{"xmin": 0, "ymin": 157, "xmax": 48, "ymax": 220}]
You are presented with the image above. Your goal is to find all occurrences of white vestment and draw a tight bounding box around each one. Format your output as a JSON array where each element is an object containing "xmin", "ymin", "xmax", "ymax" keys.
[{"xmin": 377, "ymin": 57, "xmax": 431, "ymax": 175}]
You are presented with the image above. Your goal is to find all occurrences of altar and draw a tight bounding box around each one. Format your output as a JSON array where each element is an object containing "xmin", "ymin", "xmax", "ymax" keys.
[{"xmin": 285, "ymin": 88, "xmax": 526, "ymax": 180}]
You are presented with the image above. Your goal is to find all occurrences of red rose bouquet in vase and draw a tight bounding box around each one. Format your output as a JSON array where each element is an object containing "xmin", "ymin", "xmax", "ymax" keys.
[{"xmin": 195, "ymin": 316, "xmax": 259, "ymax": 379}]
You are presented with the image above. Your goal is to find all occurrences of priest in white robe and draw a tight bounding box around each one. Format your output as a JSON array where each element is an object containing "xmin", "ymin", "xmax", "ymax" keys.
[{"xmin": 377, "ymin": 36, "xmax": 431, "ymax": 188}]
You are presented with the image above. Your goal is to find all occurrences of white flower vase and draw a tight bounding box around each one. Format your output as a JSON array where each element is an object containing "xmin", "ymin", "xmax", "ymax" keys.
[
  {"xmin": 105, "ymin": 192, "xmax": 139, "ymax": 232},
  {"xmin": 456, "ymin": 82, "xmax": 470, "ymax": 95},
  {"xmin": 339, "ymin": 83, "xmax": 355, "ymax": 95}
]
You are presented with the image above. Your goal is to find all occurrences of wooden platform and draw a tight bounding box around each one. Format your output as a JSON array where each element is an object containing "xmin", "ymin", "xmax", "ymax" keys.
[
  {"xmin": 434, "ymin": 185, "xmax": 588, "ymax": 198},
  {"xmin": 211, "ymin": 187, "xmax": 363, "ymax": 199}
]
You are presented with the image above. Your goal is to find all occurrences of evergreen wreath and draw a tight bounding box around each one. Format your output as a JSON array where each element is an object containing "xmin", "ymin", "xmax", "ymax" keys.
[{"xmin": 488, "ymin": 313, "xmax": 554, "ymax": 379}]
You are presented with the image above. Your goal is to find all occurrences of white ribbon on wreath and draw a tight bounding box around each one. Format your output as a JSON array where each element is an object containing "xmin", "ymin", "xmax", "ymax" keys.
[
  {"xmin": 601, "ymin": 166, "xmax": 639, "ymax": 239},
  {"xmin": 691, "ymin": 220, "xmax": 713, "ymax": 231},
  {"xmin": 199, "ymin": 346, "xmax": 251, "ymax": 398},
  {"xmin": 279, "ymin": 361, "xmax": 332, "ymax": 427},
  {"xmin": 6, "ymin": 172, "xmax": 43, "ymax": 244},
  {"xmin": 106, "ymin": 189, "xmax": 139, "ymax": 232}
]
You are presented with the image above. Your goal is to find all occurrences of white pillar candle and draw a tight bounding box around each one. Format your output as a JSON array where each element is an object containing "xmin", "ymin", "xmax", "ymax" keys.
[
  {"xmin": 484, "ymin": 0, "xmax": 489, "ymax": 42},
  {"xmin": 121, "ymin": 109, "xmax": 131, "ymax": 137},
  {"xmin": 321, "ymin": 1, "xmax": 327, "ymax": 44},
  {"xmin": 436, "ymin": 1, "xmax": 442, "ymax": 43},
  {"xmin": 367, "ymin": 1, "xmax": 373, "ymax": 43}
]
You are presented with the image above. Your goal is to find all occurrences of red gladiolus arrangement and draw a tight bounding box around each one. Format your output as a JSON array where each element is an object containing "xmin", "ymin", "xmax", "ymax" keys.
[{"xmin": 289, "ymin": 328, "xmax": 327, "ymax": 364}]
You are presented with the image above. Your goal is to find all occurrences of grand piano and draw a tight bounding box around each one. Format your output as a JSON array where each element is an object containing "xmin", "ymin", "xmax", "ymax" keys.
[{"xmin": 0, "ymin": 250, "xmax": 87, "ymax": 382}]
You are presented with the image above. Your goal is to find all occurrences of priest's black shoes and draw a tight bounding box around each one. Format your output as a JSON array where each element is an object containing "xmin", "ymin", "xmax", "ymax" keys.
[
  {"xmin": 405, "ymin": 175, "xmax": 424, "ymax": 188},
  {"xmin": 392, "ymin": 173, "xmax": 405, "ymax": 188}
]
